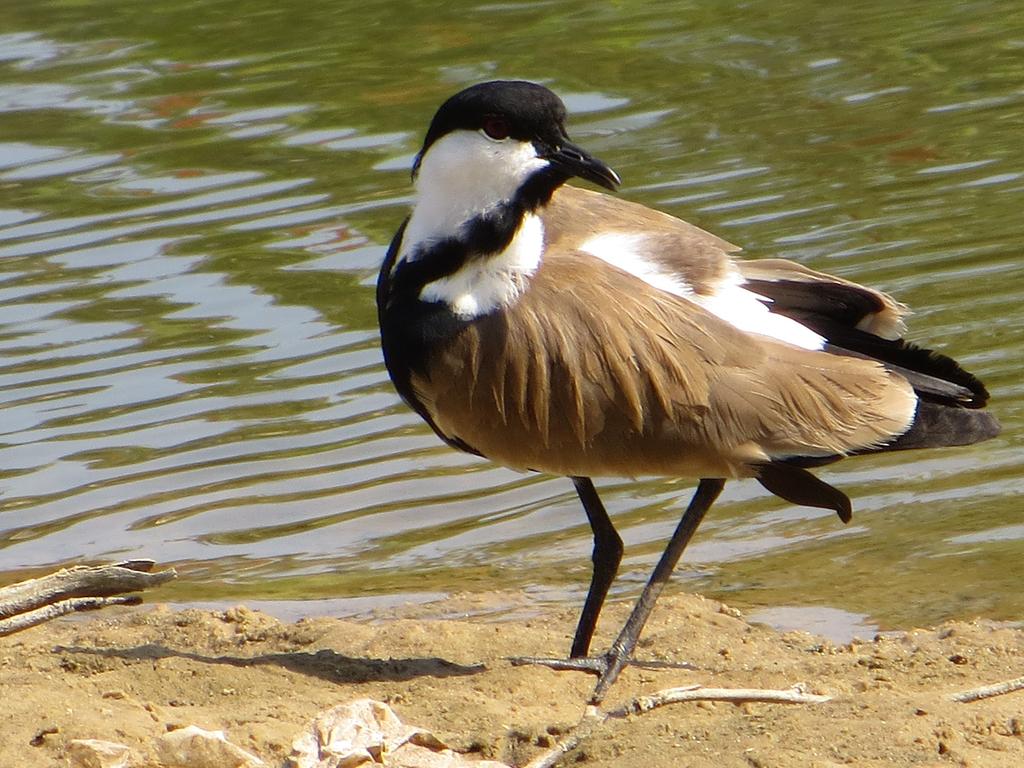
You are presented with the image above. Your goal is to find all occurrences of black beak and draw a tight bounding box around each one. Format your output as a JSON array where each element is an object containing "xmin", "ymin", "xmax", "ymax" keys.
[{"xmin": 544, "ymin": 139, "xmax": 620, "ymax": 191}]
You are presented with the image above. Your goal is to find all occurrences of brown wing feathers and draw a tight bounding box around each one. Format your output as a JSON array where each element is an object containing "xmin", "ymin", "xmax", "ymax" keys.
[{"xmin": 546, "ymin": 186, "xmax": 737, "ymax": 295}]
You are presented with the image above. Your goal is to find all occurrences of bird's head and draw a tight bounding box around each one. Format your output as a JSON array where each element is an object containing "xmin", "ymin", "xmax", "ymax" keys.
[{"xmin": 411, "ymin": 80, "xmax": 620, "ymax": 213}]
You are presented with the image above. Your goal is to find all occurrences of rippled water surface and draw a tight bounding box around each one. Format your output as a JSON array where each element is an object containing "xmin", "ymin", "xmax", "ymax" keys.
[{"xmin": 1, "ymin": 0, "xmax": 1021, "ymax": 632}]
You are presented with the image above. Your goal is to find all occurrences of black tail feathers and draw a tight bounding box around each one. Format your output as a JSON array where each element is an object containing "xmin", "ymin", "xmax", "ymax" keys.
[
  {"xmin": 814, "ymin": 318, "xmax": 1000, "ymax": 451},
  {"xmin": 825, "ymin": 330, "xmax": 990, "ymax": 409},
  {"xmin": 882, "ymin": 400, "xmax": 1001, "ymax": 452}
]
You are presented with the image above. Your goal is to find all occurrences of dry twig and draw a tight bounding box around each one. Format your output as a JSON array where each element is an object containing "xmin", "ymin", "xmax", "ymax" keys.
[
  {"xmin": 0, "ymin": 560, "xmax": 176, "ymax": 637},
  {"xmin": 611, "ymin": 683, "xmax": 831, "ymax": 715},
  {"xmin": 522, "ymin": 683, "xmax": 830, "ymax": 768},
  {"xmin": 950, "ymin": 675, "xmax": 1024, "ymax": 703}
]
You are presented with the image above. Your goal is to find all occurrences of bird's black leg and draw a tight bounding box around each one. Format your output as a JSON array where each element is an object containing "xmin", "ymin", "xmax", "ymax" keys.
[
  {"xmin": 590, "ymin": 477, "xmax": 725, "ymax": 703},
  {"xmin": 511, "ymin": 477, "xmax": 724, "ymax": 696},
  {"xmin": 509, "ymin": 477, "xmax": 623, "ymax": 673},
  {"xmin": 570, "ymin": 476, "xmax": 624, "ymax": 658}
]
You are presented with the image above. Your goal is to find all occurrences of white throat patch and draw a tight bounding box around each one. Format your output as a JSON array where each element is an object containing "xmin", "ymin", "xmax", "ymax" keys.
[{"xmin": 419, "ymin": 213, "xmax": 545, "ymax": 318}]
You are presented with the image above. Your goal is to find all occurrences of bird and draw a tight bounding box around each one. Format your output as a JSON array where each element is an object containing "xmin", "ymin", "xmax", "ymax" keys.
[{"xmin": 376, "ymin": 80, "xmax": 1000, "ymax": 703}]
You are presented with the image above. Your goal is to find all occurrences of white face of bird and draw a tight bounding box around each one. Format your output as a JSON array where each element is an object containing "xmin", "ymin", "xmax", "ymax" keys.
[
  {"xmin": 400, "ymin": 128, "xmax": 549, "ymax": 319},
  {"xmin": 403, "ymin": 128, "xmax": 550, "ymax": 250}
]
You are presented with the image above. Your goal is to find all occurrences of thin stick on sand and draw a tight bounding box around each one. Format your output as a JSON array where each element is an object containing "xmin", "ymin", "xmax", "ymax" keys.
[{"xmin": 523, "ymin": 683, "xmax": 831, "ymax": 768}]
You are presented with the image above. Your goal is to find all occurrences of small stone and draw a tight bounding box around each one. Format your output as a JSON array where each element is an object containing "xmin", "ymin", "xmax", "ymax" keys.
[
  {"xmin": 67, "ymin": 739, "xmax": 134, "ymax": 768},
  {"xmin": 718, "ymin": 603, "xmax": 743, "ymax": 619},
  {"xmin": 30, "ymin": 725, "xmax": 59, "ymax": 747},
  {"xmin": 287, "ymin": 699, "xmax": 511, "ymax": 768},
  {"xmin": 156, "ymin": 725, "xmax": 264, "ymax": 768}
]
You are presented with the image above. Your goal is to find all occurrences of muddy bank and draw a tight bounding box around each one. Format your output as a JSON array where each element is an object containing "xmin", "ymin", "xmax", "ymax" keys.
[{"xmin": 2, "ymin": 592, "xmax": 1022, "ymax": 767}]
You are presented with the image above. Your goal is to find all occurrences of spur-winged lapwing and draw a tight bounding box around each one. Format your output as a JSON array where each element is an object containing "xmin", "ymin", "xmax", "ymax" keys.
[{"xmin": 376, "ymin": 80, "xmax": 1000, "ymax": 702}]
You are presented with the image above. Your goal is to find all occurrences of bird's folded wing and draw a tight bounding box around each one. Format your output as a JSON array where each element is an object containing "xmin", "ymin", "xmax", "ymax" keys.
[
  {"xmin": 416, "ymin": 252, "xmax": 916, "ymax": 478},
  {"xmin": 737, "ymin": 258, "xmax": 909, "ymax": 340}
]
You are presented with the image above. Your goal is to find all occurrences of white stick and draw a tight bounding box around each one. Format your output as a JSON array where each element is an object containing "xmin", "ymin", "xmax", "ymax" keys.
[
  {"xmin": 522, "ymin": 684, "xmax": 830, "ymax": 768},
  {"xmin": 613, "ymin": 683, "xmax": 831, "ymax": 716},
  {"xmin": 950, "ymin": 676, "xmax": 1024, "ymax": 703}
]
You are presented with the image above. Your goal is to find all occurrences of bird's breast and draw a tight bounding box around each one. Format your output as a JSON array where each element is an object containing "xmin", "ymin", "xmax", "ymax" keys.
[
  {"xmin": 416, "ymin": 213, "xmax": 544, "ymax": 319},
  {"xmin": 405, "ymin": 264, "xmax": 746, "ymax": 480}
]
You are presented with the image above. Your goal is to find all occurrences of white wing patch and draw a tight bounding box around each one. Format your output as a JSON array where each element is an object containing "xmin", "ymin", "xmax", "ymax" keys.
[
  {"xmin": 581, "ymin": 232, "xmax": 826, "ymax": 351},
  {"xmin": 580, "ymin": 232, "xmax": 694, "ymax": 298},
  {"xmin": 420, "ymin": 214, "xmax": 545, "ymax": 318},
  {"xmin": 698, "ymin": 272, "xmax": 826, "ymax": 350}
]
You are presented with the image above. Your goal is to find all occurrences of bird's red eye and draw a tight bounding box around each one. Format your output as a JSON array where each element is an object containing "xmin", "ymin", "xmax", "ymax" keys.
[{"xmin": 481, "ymin": 115, "xmax": 510, "ymax": 141}]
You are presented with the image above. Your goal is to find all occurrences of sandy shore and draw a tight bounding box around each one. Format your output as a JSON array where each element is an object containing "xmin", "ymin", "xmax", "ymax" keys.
[{"xmin": 2, "ymin": 591, "xmax": 1022, "ymax": 767}]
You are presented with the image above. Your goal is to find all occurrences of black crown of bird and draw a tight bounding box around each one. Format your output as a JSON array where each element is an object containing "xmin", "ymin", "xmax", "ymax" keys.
[{"xmin": 376, "ymin": 80, "xmax": 1000, "ymax": 703}]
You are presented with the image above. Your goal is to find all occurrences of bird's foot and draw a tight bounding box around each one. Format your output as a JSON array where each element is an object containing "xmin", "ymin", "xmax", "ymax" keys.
[
  {"xmin": 510, "ymin": 650, "xmax": 630, "ymax": 702},
  {"xmin": 510, "ymin": 650, "xmax": 698, "ymax": 703},
  {"xmin": 508, "ymin": 654, "xmax": 610, "ymax": 676}
]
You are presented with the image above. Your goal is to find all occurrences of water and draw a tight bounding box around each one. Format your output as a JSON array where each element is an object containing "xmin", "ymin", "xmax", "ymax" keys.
[{"xmin": 1, "ymin": 0, "xmax": 1021, "ymax": 632}]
